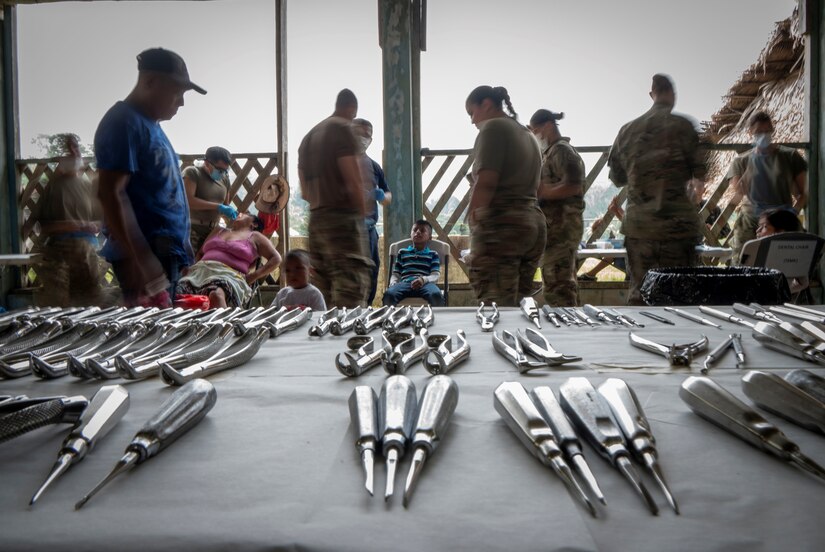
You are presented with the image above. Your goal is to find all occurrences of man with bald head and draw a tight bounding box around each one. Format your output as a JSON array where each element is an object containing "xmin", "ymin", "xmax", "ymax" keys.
[
  {"xmin": 298, "ymin": 89, "xmax": 371, "ymax": 307},
  {"xmin": 607, "ymin": 74, "xmax": 707, "ymax": 305},
  {"xmin": 95, "ymin": 48, "xmax": 205, "ymax": 306}
]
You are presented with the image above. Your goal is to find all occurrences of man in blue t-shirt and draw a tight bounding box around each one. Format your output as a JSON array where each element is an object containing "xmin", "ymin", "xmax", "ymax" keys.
[
  {"xmin": 352, "ymin": 118, "xmax": 392, "ymax": 305},
  {"xmin": 95, "ymin": 48, "xmax": 206, "ymax": 306},
  {"xmin": 383, "ymin": 220, "xmax": 444, "ymax": 307}
]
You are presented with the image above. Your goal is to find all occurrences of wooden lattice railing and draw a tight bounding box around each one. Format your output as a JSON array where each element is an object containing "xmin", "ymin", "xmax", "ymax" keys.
[
  {"xmin": 16, "ymin": 152, "xmax": 283, "ymax": 284},
  {"xmin": 13, "ymin": 143, "xmax": 811, "ymax": 287},
  {"xmin": 421, "ymin": 143, "xmax": 809, "ymax": 279}
]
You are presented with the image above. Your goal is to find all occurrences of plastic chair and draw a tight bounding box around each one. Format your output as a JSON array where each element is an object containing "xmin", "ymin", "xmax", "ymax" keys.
[
  {"xmin": 739, "ymin": 232, "xmax": 825, "ymax": 303},
  {"xmin": 386, "ymin": 238, "xmax": 450, "ymax": 306}
]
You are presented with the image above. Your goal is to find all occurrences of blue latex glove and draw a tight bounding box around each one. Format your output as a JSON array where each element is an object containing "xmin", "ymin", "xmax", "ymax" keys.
[
  {"xmin": 373, "ymin": 188, "xmax": 386, "ymax": 202},
  {"xmin": 217, "ymin": 204, "xmax": 238, "ymax": 220}
]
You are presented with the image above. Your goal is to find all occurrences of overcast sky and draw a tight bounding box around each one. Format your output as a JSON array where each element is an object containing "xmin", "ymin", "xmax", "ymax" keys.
[{"xmin": 17, "ymin": 0, "xmax": 797, "ymax": 183}]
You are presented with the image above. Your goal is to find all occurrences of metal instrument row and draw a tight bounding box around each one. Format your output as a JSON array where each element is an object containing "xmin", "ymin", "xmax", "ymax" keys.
[
  {"xmin": 348, "ymin": 375, "xmax": 459, "ymax": 506},
  {"xmin": 309, "ymin": 305, "xmax": 434, "ymax": 337},
  {"xmin": 477, "ymin": 298, "xmax": 646, "ymax": 333},
  {"xmin": 0, "ymin": 305, "xmax": 311, "ymax": 384},
  {"xmin": 336, "ymin": 328, "xmax": 470, "ymax": 377},
  {"xmin": 628, "ymin": 302, "xmax": 825, "ymax": 370},
  {"xmin": 0, "ymin": 379, "xmax": 216, "ymax": 508},
  {"xmin": 494, "ymin": 377, "xmax": 677, "ymax": 517}
]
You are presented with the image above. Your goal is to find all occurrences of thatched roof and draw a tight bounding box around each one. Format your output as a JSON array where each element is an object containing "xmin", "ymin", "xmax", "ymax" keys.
[
  {"xmin": 704, "ymin": 10, "xmax": 803, "ymax": 142},
  {"xmin": 703, "ymin": 8, "xmax": 804, "ymax": 187}
]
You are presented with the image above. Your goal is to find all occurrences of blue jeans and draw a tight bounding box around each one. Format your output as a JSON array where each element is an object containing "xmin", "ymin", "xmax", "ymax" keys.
[
  {"xmin": 366, "ymin": 221, "xmax": 380, "ymax": 304},
  {"xmin": 112, "ymin": 236, "xmax": 186, "ymax": 305},
  {"xmin": 383, "ymin": 281, "xmax": 444, "ymax": 307}
]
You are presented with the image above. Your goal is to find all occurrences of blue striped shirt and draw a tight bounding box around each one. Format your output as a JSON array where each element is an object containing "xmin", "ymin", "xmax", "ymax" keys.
[{"xmin": 393, "ymin": 245, "xmax": 440, "ymax": 283}]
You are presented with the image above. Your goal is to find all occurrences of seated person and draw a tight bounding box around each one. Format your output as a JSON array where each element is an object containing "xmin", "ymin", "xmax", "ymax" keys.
[
  {"xmin": 383, "ymin": 220, "xmax": 445, "ymax": 307},
  {"xmin": 743, "ymin": 208, "xmax": 808, "ymax": 293},
  {"xmin": 756, "ymin": 208, "xmax": 802, "ymax": 238},
  {"xmin": 177, "ymin": 213, "xmax": 281, "ymax": 308},
  {"xmin": 271, "ymin": 249, "xmax": 326, "ymax": 311}
]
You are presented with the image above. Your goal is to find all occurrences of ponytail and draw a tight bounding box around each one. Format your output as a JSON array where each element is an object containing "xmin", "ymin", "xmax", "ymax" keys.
[
  {"xmin": 493, "ymin": 86, "xmax": 518, "ymax": 120},
  {"xmin": 466, "ymin": 85, "xmax": 519, "ymax": 121}
]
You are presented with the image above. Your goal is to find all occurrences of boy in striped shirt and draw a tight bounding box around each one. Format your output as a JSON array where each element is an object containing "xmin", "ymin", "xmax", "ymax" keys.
[{"xmin": 382, "ymin": 220, "xmax": 445, "ymax": 306}]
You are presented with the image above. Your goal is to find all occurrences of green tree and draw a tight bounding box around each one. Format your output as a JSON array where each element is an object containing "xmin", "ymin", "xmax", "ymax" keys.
[{"xmin": 30, "ymin": 133, "xmax": 94, "ymax": 158}]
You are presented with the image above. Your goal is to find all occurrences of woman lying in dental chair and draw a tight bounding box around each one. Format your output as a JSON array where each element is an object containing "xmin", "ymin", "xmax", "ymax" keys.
[{"xmin": 177, "ymin": 213, "xmax": 281, "ymax": 308}]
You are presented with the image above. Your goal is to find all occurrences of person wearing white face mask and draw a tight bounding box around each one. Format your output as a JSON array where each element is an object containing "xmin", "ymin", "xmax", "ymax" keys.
[
  {"xmin": 183, "ymin": 146, "xmax": 238, "ymax": 255},
  {"xmin": 727, "ymin": 111, "xmax": 808, "ymax": 259},
  {"xmin": 352, "ymin": 118, "xmax": 392, "ymax": 305},
  {"xmin": 528, "ymin": 109, "xmax": 585, "ymax": 307}
]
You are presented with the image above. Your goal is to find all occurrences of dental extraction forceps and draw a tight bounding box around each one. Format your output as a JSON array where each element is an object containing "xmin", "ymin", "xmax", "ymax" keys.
[{"xmin": 476, "ymin": 302, "xmax": 499, "ymax": 332}]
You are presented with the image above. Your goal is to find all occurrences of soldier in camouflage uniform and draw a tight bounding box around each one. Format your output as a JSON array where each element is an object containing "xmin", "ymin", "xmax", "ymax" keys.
[
  {"xmin": 466, "ymin": 86, "xmax": 546, "ymax": 306},
  {"xmin": 529, "ymin": 109, "xmax": 585, "ymax": 307},
  {"xmin": 725, "ymin": 111, "xmax": 808, "ymax": 260},
  {"xmin": 298, "ymin": 89, "xmax": 371, "ymax": 307},
  {"xmin": 607, "ymin": 75, "xmax": 706, "ymax": 305},
  {"xmin": 32, "ymin": 134, "xmax": 108, "ymax": 307}
]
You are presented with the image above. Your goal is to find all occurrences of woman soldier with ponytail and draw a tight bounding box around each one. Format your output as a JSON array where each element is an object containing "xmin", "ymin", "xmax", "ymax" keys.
[
  {"xmin": 528, "ymin": 109, "xmax": 586, "ymax": 307},
  {"xmin": 465, "ymin": 85, "xmax": 546, "ymax": 306}
]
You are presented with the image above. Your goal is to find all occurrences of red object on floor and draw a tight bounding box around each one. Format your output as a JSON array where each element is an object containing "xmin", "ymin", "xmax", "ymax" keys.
[{"xmin": 174, "ymin": 294, "xmax": 210, "ymax": 310}]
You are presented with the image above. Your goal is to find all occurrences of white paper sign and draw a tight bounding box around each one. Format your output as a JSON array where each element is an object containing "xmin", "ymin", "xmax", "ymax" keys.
[{"xmin": 764, "ymin": 240, "xmax": 817, "ymax": 278}]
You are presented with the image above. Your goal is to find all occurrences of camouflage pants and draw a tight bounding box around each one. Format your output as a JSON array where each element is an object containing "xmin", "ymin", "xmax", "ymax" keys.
[
  {"xmin": 35, "ymin": 238, "xmax": 106, "ymax": 307},
  {"xmin": 469, "ymin": 205, "xmax": 547, "ymax": 307},
  {"xmin": 308, "ymin": 208, "xmax": 372, "ymax": 308},
  {"xmin": 729, "ymin": 209, "xmax": 758, "ymax": 262},
  {"xmin": 541, "ymin": 200, "xmax": 584, "ymax": 307},
  {"xmin": 190, "ymin": 222, "xmax": 216, "ymax": 257},
  {"xmin": 625, "ymin": 237, "xmax": 697, "ymax": 306}
]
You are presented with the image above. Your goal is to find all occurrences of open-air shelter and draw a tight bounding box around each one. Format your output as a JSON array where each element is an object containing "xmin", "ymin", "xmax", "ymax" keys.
[
  {"xmin": 1, "ymin": 1, "xmax": 825, "ymax": 305},
  {"xmin": 1, "ymin": 5, "xmax": 825, "ymax": 549}
]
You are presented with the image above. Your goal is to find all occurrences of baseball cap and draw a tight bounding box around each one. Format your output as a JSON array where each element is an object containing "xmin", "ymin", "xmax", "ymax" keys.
[
  {"xmin": 205, "ymin": 146, "xmax": 232, "ymax": 165},
  {"xmin": 529, "ymin": 109, "xmax": 564, "ymax": 128},
  {"xmin": 137, "ymin": 48, "xmax": 207, "ymax": 95}
]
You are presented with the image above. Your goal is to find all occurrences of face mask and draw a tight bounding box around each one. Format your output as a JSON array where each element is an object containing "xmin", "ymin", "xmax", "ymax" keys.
[
  {"xmin": 536, "ymin": 136, "xmax": 549, "ymax": 151},
  {"xmin": 754, "ymin": 133, "xmax": 772, "ymax": 151},
  {"xmin": 210, "ymin": 169, "xmax": 224, "ymax": 181},
  {"xmin": 359, "ymin": 137, "xmax": 372, "ymax": 150}
]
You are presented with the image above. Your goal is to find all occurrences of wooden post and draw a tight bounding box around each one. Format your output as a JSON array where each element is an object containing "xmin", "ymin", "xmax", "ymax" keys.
[
  {"xmin": 276, "ymin": 0, "xmax": 288, "ymax": 286},
  {"xmin": 379, "ymin": 0, "xmax": 416, "ymax": 248},
  {"xmin": 803, "ymin": 0, "xmax": 822, "ymax": 238},
  {"xmin": 0, "ymin": 5, "xmax": 19, "ymax": 306},
  {"xmin": 802, "ymin": 0, "xmax": 824, "ymax": 300},
  {"xmin": 411, "ymin": 0, "xmax": 423, "ymax": 219}
]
